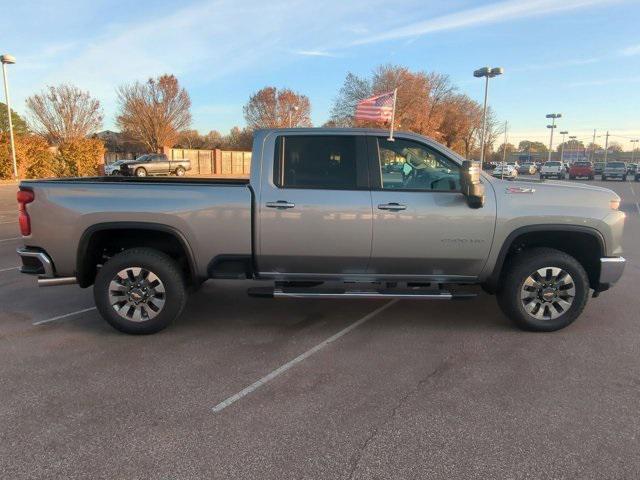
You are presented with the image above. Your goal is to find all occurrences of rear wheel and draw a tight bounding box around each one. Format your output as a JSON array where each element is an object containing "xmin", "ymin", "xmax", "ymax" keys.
[
  {"xmin": 135, "ymin": 167, "xmax": 147, "ymax": 177},
  {"xmin": 175, "ymin": 166, "xmax": 186, "ymax": 176},
  {"xmin": 497, "ymin": 248, "xmax": 589, "ymax": 332},
  {"xmin": 94, "ymin": 248, "xmax": 187, "ymax": 334}
]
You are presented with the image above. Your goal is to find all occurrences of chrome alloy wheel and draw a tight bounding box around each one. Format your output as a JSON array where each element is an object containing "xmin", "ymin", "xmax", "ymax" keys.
[
  {"xmin": 520, "ymin": 267, "xmax": 576, "ymax": 320},
  {"xmin": 108, "ymin": 267, "xmax": 166, "ymax": 322}
]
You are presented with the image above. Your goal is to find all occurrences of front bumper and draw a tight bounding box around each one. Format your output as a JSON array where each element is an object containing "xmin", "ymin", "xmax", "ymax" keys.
[{"xmin": 598, "ymin": 256, "xmax": 626, "ymax": 291}]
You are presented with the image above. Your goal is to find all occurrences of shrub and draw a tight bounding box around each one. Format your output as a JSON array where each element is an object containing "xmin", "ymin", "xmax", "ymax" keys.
[
  {"xmin": 0, "ymin": 134, "xmax": 55, "ymax": 179},
  {"xmin": 54, "ymin": 138, "xmax": 105, "ymax": 177}
]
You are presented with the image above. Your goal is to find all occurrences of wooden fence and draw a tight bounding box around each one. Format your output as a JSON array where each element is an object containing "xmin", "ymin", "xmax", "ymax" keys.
[{"xmin": 166, "ymin": 148, "xmax": 251, "ymax": 176}]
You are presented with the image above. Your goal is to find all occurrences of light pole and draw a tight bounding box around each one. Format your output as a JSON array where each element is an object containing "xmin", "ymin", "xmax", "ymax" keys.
[
  {"xmin": 559, "ymin": 130, "xmax": 568, "ymax": 163},
  {"xmin": 568, "ymin": 135, "xmax": 577, "ymax": 163},
  {"xmin": 546, "ymin": 113, "xmax": 561, "ymax": 162},
  {"xmin": 473, "ymin": 66, "xmax": 503, "ymax": 168},
  {"xmin": 1, "ymin": 54, "xmax": 17, "ymax": 179},
  {"xmin": 288, "ymin": 105, "xmax": 299, "ymax": 128},
  {"xmin": 631, "ymin": 139, "xmax": 639, "ymax": 164}
]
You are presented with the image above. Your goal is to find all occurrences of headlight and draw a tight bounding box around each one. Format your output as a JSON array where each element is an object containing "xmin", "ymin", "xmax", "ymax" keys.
[{"xmin": 610, "ymin": 198, "xmax": 620, "ymax": 210}]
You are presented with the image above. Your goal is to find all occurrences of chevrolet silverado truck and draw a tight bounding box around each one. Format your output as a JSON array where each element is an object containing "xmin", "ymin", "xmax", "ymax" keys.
[{"xmin": 16, "ymin": 128, "xmax": 626, "ymax": 334}]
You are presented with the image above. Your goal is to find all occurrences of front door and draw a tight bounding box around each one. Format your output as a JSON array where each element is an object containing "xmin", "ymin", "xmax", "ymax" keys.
[
  {"xmin": 367, "ymin": 136, "xmax": 496, "ymax": 279},
  {"xmin": 257, "ymin": 134, "xmax": 372, "ymax": 276}
]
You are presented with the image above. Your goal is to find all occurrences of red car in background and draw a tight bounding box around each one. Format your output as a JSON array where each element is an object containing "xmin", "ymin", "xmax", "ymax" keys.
[{"xmin": 568, "ymin": 161, "xmax": 594, "ymax": 180}]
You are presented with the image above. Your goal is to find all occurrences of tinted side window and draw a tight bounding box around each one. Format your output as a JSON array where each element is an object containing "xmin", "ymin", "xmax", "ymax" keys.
[
  {"xmin": 274, "ymin": 136, "xmax": 358, "ymax": 189},
  {"xmin": 376, "ymin": 138, "xmax": 460, "ymax": 191}
]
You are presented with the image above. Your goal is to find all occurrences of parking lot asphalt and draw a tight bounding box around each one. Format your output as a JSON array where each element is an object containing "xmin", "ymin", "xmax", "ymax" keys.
[{"xmin": 1, "ymin": 177, "xmax": 639, "ymax": 479}]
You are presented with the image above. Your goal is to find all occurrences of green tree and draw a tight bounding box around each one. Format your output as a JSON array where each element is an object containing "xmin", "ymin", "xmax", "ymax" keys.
[
  {"xmin": 0, "ymin": 102, "xmax": 28, "ymax": 135},
  {"xmin": 518, "ymin": 140, "xmax": 548, "ymax": 153}
]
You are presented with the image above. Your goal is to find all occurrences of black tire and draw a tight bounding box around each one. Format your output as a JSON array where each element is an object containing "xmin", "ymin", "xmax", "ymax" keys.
[
  {"xmin": 601, "ymin": 175, "xmax": 606, "ymax": 181},
  {"xmin": 94, "ymin": 248, "xmax": 187, "ymax": 334},
  {"xmin": 135, "ymin": 167, "xmax": 147, "ymax": 177},
  {"xmin": 569, "ymin": 175, "xmax": 575, "ymax": 180},
  {"xmin": 175, "ymin": 166, "xmax": 186, "ymax": 176},
  {"xmin": 539, "ymin": 175, "xmax": 545, "ymax": 180},
  {"xmin": 622, "ymin": 175, "xmax": 627, "ymax": 181},
  {"xmin": 497, "ymin": 247, "xmax": 589, "ymax": 332}
]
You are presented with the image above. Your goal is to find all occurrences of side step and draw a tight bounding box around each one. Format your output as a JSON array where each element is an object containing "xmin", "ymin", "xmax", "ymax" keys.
[{"xmin": 247, "ymin": 286, "xmax": 476, "ymax": 300}]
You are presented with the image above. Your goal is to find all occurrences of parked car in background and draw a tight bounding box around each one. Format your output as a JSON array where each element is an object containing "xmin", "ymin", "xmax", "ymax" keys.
[
  {"xmin": 540, "ymin": 161, "xmax": 566, "ymax": 179},
  {"xmin": 484, "ymin": 162, "xmax": 497, "ymax": 170},
  {"xmin": 568, "ymin": 161, "xmax": 594, "ymax": 180},
  {"xmin": 16, "ymin": 127, "xmax": 626, "ymax": 335},
  {"xmin": 635, "ymin": 165, "xmax": 640, "ymax": 182},
  {"xmin": 492, "ymin": 163, "xmax": 518, "ymax": 180},
  {"xmin": 627, "ymin": 163, "xmax": 638, "ymax": 176},
  {"xmin": 104, "ymin": 159, "xmax": 136, "ymax": 176},
  {"xmin": 517, "ymin": 162, "xmax": 536, "ymax": 175},
  {"xmin": 602, "ymin": 162, "xmax": 627, "ymax": 181},
  {"xmin": 122, "ymin": 154, "xmax": 192, "ymax": 177},
  {"xmin": 594, "ymin": 162, "xmax": 605, "ymax": 175}
]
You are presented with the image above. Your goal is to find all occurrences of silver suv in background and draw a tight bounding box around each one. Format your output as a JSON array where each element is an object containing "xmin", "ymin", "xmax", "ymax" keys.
[{"xmin": 601, "ymin": 161, "xmax": 627, "ymax": 181}]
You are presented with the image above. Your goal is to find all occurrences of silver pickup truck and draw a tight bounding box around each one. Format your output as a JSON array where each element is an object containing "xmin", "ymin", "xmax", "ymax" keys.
[{"xmin": 16, "ymin": 128, "xmax": 626, "ymax": 334}]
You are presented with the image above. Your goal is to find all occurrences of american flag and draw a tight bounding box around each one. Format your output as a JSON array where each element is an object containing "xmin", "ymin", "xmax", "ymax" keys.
[{"xmin": 355, "ymin": 90, "xmax": 395, "ymax": 123}]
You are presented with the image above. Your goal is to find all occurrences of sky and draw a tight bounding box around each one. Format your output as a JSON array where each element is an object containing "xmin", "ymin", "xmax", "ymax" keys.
[{"xmin": 2, "ymin": 0, "xmax": 640, "ymax": 149}]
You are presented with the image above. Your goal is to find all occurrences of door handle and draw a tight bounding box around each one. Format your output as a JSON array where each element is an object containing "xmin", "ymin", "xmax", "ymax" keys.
[
  {"xmin": 266, "ymin": 201, "xmax": 296, "ymax": 209},
  {"xmin": 377, "ymin": 202, "xmax": 407, "ymax": 211}
]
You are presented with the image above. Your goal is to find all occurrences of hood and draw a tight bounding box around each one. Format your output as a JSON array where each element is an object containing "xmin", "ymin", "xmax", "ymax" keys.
[{"xmin": 487, "ymin": 175, "xmax": 620, "ymax": 217}]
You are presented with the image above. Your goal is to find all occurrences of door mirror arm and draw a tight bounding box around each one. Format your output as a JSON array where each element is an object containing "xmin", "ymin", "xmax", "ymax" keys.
[{"xmin": 460, "ymin": 160, "xmax": 485, "ymax": 209}]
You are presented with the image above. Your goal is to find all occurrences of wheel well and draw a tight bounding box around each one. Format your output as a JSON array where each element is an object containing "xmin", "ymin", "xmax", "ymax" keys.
[
  {"xmin": 490, "ymin": 229, "xmax": 603, "ymax": 292},
  {"xmin": 77, "ymin": 226, "xmax": 196, "ymax": 287}
]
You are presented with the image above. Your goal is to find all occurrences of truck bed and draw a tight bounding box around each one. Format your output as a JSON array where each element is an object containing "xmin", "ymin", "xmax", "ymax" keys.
[{"xmin": 20, "ymin": 177, "xmax": 253, "ymax": 279}]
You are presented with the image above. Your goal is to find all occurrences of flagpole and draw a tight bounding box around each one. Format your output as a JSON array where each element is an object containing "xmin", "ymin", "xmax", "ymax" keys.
[{"xmin": 387, "ymin": 88, "xmax": 397, "ymax": 141}]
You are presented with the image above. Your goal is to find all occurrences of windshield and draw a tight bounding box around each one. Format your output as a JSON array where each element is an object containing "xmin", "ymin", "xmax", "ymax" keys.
[
  {"xmin": 574, "ymin": 162, "xmax": 591, "ymax": 167},
  {"xmin": 546, "ymin": 162, "xmax": 561, "ymax": 166},
  {"xmin": 608, "ymin": 162, "xmax": 625, "ymax": 167}
]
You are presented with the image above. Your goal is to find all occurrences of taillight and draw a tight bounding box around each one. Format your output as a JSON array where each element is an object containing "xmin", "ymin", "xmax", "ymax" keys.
[{"xmin": 17, "ymin": 189, "xmax": 34, "ymax": 236}]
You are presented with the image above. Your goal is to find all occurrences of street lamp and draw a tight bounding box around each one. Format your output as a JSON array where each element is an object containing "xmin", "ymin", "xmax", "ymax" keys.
[
  {"xmin": 559, "ymin": 130, "xmax": 568, "ymax": 163},
  {"xmin": 568, "ymin": 135, "xmax": 577, "ymax": 162},
  {"xmin": 473, "ymin": 66, "xmax": 503, "ymax": 167},
  {"xmin": 631, "ymin": 139, "xmax": 639, "ymax": 164},
  {"xmin": 1, "ymin": 54, "xmax": 17, "ymax": 179},
  {"xmin": 545, "ymin": 113, "xmax": 562, "ymax": 162},
  {"xmin": 288, "ymin": 105, "xmax": 299, "ymax": 128}
]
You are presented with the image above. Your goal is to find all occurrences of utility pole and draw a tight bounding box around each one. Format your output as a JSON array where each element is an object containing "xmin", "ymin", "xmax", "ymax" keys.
[
  {"xmin": 590, "ymin": 129, "xmax": 596, "ymax": 162},
  {"xmin": 631, "ymin": 139, "xmax": 638, "ymax": 164},
  {"xmin": 603, "ymin": 131, "xmax": 610, "ymax": 163}
]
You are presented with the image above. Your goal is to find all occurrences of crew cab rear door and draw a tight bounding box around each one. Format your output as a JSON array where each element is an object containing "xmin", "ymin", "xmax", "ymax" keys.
[
  {"xmin": 366, "ymin": 135, "xmax": 496, "ymax": 279},
  {"xmin": 256, "ymin": 133, "xmax": 372, "ymax": 275}
]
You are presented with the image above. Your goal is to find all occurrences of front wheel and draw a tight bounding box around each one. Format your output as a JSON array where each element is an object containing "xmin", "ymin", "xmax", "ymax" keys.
[
  {"xmin": 135, "ymin": 167, "xmax": 148, "ymax": 177},
  {"xmin": 497, "ymin": 248, "xmax": 589, "ymax": 332},
  {"xmin": 175, "ymin": 166, "xmax": 186, "ymax": 176},
  {"xmin": 94, "ymin": 248, "xmax": 187, "ymax": 334}
]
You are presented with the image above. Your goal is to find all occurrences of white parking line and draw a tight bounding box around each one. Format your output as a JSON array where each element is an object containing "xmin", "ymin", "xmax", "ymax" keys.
[
  {"xmin": 0, "ymin": 266, "xmax": 19, "ymax": 273},
  {"xmin": 0, "ymin": 236, "xmax": 20, "ymax": 243},
  {"xmin": 33, "ymin": 307, "xmax": 97, "ymax": 326},
  {"xmin": 211, "ymin": 299, "xmax": 399, "ymax": 414}
]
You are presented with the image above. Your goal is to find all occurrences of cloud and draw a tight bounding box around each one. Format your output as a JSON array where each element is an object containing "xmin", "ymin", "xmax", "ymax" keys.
[
  {"xmin": 291, "ymin": 49, "xmax": 338, "ymax": 57},
  {"xmin": 619, "ymin": 44, "xmax": 640, "ymax": 56},
  {"xmin": 511, "ymin": 57, "xmax": 602, "ymax": 72},
  {"xmin": 351, "ymin": 0, "xmax": 620, "ymax": 45},
  {"xmin": 566, "ymin": 76, "xmax": 640, "ymax": 87}
]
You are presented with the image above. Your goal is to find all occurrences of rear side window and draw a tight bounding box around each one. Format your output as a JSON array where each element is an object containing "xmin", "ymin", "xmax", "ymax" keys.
[{"xmin": 274, "ymin": 135, "xmax": 359, "ymax": 189}]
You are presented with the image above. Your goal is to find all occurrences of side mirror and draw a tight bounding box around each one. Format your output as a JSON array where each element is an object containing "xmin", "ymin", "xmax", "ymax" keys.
[{"xmin": 460, "ymin": 160, "xmax": 485, "ymax": 209}]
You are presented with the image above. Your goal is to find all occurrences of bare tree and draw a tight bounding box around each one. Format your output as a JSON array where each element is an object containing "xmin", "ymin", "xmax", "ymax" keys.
[
  {"xmin": 243, "ymin": 87, "xmax": 312, "ymax": 129},
  {"xmin": 26, "ymin": 84, "xmax": 103, "ymax": 144},
  {"xmin": 116, "ymin": 74, "xmax": 191, "ymax": 153}
]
